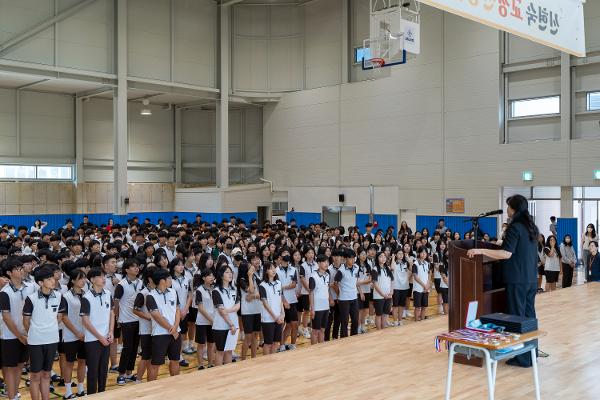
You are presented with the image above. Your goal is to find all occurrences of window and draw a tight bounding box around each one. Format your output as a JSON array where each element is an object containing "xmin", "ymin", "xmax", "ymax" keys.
[
  {"xmin": 0, "ymin": 165, "xmax": 73, "ymax": 181},
  {"xmin": 354, "ymin": 46, "xmax": 371, "ymax": 64},
  {"xmin": 511, "ymin": 96, "xmax": 560, "ymax": 118},
  {"xmin": 587, "ymin": 92, "xmax": 600, "ymax": 111}
]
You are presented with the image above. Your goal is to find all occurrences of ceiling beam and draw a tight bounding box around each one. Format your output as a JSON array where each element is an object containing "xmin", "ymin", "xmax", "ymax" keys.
[{"xmin": 0, "ymin": 0, "xmax": 99, "ymax": 56}]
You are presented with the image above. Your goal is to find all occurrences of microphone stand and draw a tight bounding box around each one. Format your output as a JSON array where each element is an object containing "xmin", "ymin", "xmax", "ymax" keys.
[{"xmin": 464, "ymin": 213, "xmax": 486, "ymax": 249}]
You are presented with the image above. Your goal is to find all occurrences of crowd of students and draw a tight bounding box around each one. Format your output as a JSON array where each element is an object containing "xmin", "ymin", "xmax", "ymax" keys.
[{"xmin": 0, "ymin": 214, "xmax": 489, "ymax": 399}]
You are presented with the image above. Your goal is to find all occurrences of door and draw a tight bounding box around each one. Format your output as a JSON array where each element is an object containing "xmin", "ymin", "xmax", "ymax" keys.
[
  {"xmin": 257, "ymin": 206, "xmax": 269, "ymax": 228},
  {"xmin": 322, "ymin": 206, "xmax": 340, "ymax": 227},
  {"xmin": 399, "ymin": 209, "xmax": 417, "ymax": 233},
  {"xmin": 340, "ymin": 207, "xmax": 356, "ymax": 229}
]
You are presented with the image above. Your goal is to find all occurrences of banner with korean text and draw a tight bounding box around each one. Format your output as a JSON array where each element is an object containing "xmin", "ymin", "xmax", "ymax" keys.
[{"xmin": 418, "ymin": 0, "xmax": 586, "ymax": 57}]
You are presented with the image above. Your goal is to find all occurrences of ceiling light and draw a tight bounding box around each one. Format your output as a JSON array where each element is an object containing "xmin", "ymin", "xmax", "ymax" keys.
[{"xmin": 140, "ymin": 99, "xmax": 152, "ymax": 116}]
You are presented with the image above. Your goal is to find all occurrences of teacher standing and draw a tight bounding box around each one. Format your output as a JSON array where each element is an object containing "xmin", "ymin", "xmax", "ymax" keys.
[{"xmin": 467, "ymin": 194, "xmax": 539, "ymax": 368}]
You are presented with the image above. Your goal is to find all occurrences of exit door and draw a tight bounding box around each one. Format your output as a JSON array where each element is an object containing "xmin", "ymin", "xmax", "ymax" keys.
[{"xmin": 322, "ymin": 206, "xmax": 356, "ymax": 229}]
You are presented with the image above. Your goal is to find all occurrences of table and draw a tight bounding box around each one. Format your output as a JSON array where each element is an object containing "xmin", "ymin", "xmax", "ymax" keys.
[{"xmin": 437, "ymin": 330, "xmax": 546, "ymax": 400}]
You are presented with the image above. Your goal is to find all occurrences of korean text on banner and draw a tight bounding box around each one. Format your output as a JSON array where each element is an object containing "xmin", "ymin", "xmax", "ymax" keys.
[{"xmin": 419, "ymin": 0, "xmax": 586, "ymax": 57}]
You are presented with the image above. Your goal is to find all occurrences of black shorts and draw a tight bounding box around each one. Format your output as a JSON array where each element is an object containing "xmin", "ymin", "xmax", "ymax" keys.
[
  {"xmin": 179, "ymin": 314, "xmax": 188, "ymax": 335},
  {"xmin": 140, "ymin": 335, "xmax": 152, "ymax": 361},
  {"xmin": 187, "ymin": 308, "xmax": 198, "ymax": 322},
  {"xmin": 545, "ymin": 270, "xmax": 559, "ymax": 283},
  {"xmin": 297, "ymin": 295, "xmax": 310, "ymax": 312},
  {"xmin": 439, "ymin": 288, "xmax": 449, "ymax": 304},
  {"xmin": 195, "ymin": 325, "xmax": 215, "ymax": 345},
  {"xmin": 150, "ymin": 334, "xmax": 182, "ymax": 366},
  {"xmin": 29, "ymin": 343, "xmax": 58, "ymax": 373},
  {"xmin": 241, "ymin": 314, "xmax": 261, "ymax": 334},
  {"xmin": 62, "ymin": 340, "xmax": 86, "ymax": 363},
  {"xmin": 413, "ymin": 291, "xmax": 429, "ymax": 308},
  {"xmin": 57, "ymin": 330, "xmax": 64, "ymax": 354},
  {"xmin": 212, "ymin": 329, "xmax": 229, "ymax": 352},
  {"xmin": 538, "ymin": 265, "xmax": 545, "ymax": 276},
  {"xmin": 392, "ymin": 289, "xmax": 410, "ymax": 307},
  {"xmin": 409, "ymin": 283, "xmax": 414, "ymax": 298},
  {"xmin": 434, "ymin": 278, "xmax": 441, "ymax": 292},
  {"xmin": 284, "ymin": 303, "xmax": 298, "ymax": 323},
  {"xmin": 261, "ymin": 322, "xmax": 283, "ymax": 345},
  {"xmin": 1, "ymin": 339, "xmax": 28, "ymax": 367},
  {"xmin": 359, "ymin": 292, "xmax": 371, "ymax": 309},
  {"xmin": 373, "ymin": 298, "xmax": 391, "ymax": 316},
  {"xmin": 114, "ymin": 319, "xmax": 122, "ymax": 339},
  {"xmin": 311, "ymin": 310, "xmax": 328, "ymax": 330}
]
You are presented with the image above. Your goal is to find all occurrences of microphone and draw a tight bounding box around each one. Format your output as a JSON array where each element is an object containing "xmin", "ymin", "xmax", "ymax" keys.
[{"xmin": 480, "ymin": 209, "xmax": 503, "ymax": 217}]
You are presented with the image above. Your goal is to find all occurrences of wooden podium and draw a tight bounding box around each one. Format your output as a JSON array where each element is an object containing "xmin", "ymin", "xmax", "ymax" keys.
[{"xmin": 447, "ymin": 240, "xmax": 506, "ymax": 366}]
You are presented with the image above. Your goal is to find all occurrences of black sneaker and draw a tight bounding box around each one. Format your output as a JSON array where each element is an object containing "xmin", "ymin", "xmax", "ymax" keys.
[
  {"xmin": 50, "ymin": 383, "xmax": 55, "ymax": 393},
  {"xmin": 76, "ymin": 391, "xmax": 86, "ymax": 397},
  {"xmin": 51, "ymin": 374, "xmax": 61, "ymax": 383},
  {"xmin": 179, "ymin": 359, "xmax": 189, "ymax": 367},
  {"xmin": 197, "ymin": 365, "xmax": 205, "ymax": 370},
  {"xmin": 116, "ymin": 376, "xmax": 127, "ymax": 386},
  {"xmin": 58, "ymin": 379, "xmax": 65, "ymax": 387},
  {"xmin": 63, "ymin": 394, "xmax": 77, "ymax": 399},
  {"xmin": 125, "ymin": 374, "xmax": 137, "ymax": 382}
]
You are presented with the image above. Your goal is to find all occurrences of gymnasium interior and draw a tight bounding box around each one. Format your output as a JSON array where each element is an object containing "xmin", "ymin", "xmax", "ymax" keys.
[{"xmin": 0, "ymin": 0, "xmax": 599, "ymax": 399}]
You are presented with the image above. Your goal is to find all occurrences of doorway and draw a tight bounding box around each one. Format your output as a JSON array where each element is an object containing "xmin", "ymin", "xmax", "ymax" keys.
[
  {"xmin": 322, "ymin": 206, "xmax": 356, "ymax": 229},
  {"xmin": 257, "ymin": 206, "xmax": 269, "ymax": 228}
]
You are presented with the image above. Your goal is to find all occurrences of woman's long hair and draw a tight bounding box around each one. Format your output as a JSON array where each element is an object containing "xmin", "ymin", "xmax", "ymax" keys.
[{"xmin": 506, "ymin": 194, "xmax": 539, "ymax": 241}]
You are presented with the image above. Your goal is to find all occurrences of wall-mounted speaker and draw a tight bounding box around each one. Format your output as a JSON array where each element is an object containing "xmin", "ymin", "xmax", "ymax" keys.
[{"xmin": 339, "ymin": 194, "xmax": 345, "ymax": 202}]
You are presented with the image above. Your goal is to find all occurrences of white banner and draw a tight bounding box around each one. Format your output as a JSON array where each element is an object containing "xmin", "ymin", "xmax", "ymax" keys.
[{"xmin": 418, "ymin": 0, "xmax": 586, "ymax": 57}]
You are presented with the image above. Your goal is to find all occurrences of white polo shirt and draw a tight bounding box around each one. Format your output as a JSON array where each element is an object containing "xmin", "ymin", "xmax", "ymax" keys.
[
  {"xmin": 334, "ymin": 264, "xmax": 359, "ymax": 301},
  {"xmin": 258, "ymin": 280, "xmax": 282, "ymax": 323},
  {"xmin": 239, "ymin": 276, "xmax": 261, "ymax": 316},
  {"xmin": 146, "ymin": 288, "xmax": 180, "ymax": 336},
  {"xmin": 276, "ymin": 265, "xmax": 298, "ymax": 304},
  {"xmin": 392, "ymin": 261, "xmax": 411, "ymax": 290},
  {"xmin": 211, "ymin": 286, "xmax": 239, "ymax": 330},
  {"xmin": 23, "ymin": 290, "xmax": 67, "ymax": 345},
  {"xmin": 412, "ymin": 260, "xmax": 430, "ymax": 293},
  {"xmin": 80, "ymin": 288, "xmax": 113, "ymax": 343},
  {"xmin": 195, "ymin": 285, "xmax": 215, "ymax": 326},
  {"xmin": 171, "ymin": 275, "xmax": 191, "ymax": 311},
  {"xmin": 133, "ymin": 286, "xmax": 153, "ymax": 335},
  {"xmin": 114, "ymin": 277, "xmax": 142, "ymax": 324},
  {"xmin": 371, "ymin": 266, "xmax": 392, "ymax": 300},
  {"xmin": 300, "ymin": 260, "xmax": 317, "ymax": 295},
  {"xmin": 308, "ymin": 270, "xmax": 330, "ymax": 312},
  {"xmin": 0, "ymin": 282, "xmax": 36, "ymax": 339},
  {"xmin": 62, "ymin": 289, "xmax": 86, "ymax": 342}
]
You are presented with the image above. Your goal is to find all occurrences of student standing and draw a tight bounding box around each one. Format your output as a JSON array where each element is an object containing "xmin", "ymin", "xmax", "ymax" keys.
[
  {"xmin": 132, "ymin": 266, "xmax": 157, "ymax": 382},
  {"xmin": 371, "ymin": 252, "xmax": 393, "ymax": 330},
  {"xmin": 113, "ymin": 259, "xmax": 142, "ymax": 385},
  {"xmin": 559, "ymin": 235, "xmax": 576, "ymax": 288},
  {"xmin": 276, "ymin": 251, "xmax": 298, "ymax": 351},
  {"xmin": 194, "ymin": 268, "xmax": 216, "ymax": 369},
  {"xmin": 237, "ymin": 259, "xmax": 261, "ymax": 360},
  {"xmin": 145, "ymin": 269, "xmax": 182, "ymax": 381},
  {"xmin": 60, "ymin": 270, "xmax": 88, "ymax": 398},
  {"xmin": 325, "ymin": 249, "xmax": 342, "ymax": 341},
  {"xmin": 334, "ymin": 249, "xmax": 362, "ymax": 337},
  {"xmin": 80, "ymin": 268, "xmax": 114, "ymax": 395},
  {"xmin": 412, "ymin": 248, "xmax": 431, "ymax": 322},
  {"xmin": 391, "ymin": 249, "xmax": 412, "ymax": 326},
  {"xmin": 259, "ymin": 262, "xmax": 284, "ymax": 355},
  {"xmin": 101, "ymin": 254, "xmax": 121, "ymax": 372},
  {"xmin": 211, "ymin": 265, "xmax": 239, "ymax": 366},
  {"xmin": 23, "ymin": 266, "xmax": 68, "ymax": 400},
  {"xmin": 356, "ymin": 249, "xmax": 372, "ymax": 334},
  {"xmin": 0, "ymin": 258, "xmax": 35, "ymax": 400},
  {"xmin": 543, "ymin": 236, "xmax": 561, "ymax": 292},
  {"xmin": 168, "ymin": 259, "xmax": 192, "ymax": 367},
  {"xmin": 309, "ymin": 254, "xmax": 331, "ymax": 344},
  {"xmin": 298, "ymin": 247, "xmax": 316, "ymax": 339},
  {"xmin": 582, "ymin": 224, "xmax": 597, "ymax": 280},
  {"xmin": 439, "ymin": 259, "xmax": 449, "ymax": 315}
]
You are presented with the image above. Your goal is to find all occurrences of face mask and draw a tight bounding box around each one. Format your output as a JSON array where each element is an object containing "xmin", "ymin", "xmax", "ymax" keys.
[
  {"xmin": 282, "ymin": 255, "xmax": 291, "ymax": 262},
  {"xmin": 226, "ymin": 244, "xmax": 234, "ymax": 250},
  {"xmin": 8, "ymin": 229, "xmax": 15, "ymax": 235}
]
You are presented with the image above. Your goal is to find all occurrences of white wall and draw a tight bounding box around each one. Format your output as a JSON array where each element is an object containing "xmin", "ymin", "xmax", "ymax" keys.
[{"xmin": 175, "ymin": 184, "xmax": 270, "ymax": 213}]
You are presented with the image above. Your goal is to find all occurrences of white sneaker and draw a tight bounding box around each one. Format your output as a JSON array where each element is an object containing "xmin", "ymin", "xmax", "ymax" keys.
[
  {"xmin": 302, "ymin": 329, "xmax": 311, "ymax": 339},
  {"xmin": 287, "ymin": 344, "xmax": 297, "ymax": 350},
  {"xmin": 438, "ymin": 305, "xmax": 444, "ymax": 314},
  {"xmin": 278, "ymin": 345, "xmax": 287, "ymax": 352},
  {"xmin": 202, "ymin": 349, "xmax": 208, "ymax": 361},
  {"xmin": 232, "ymin": 352, "xmax": 240, "ymax": 360},
  {"xmin": 117, "ymin": 344, "xmax": 123, "ymax": 354}
]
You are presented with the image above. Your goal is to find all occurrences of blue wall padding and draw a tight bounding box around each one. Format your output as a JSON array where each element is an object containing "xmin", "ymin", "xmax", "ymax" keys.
[
  {"xmin": 556, "ymin": 218, "xmax": 578, "ymax": 257},
  {"xmin": 0, "ymin": 212, "xmax": 257, "ymax": 232},
  {"xmin": 416, "ymin": 215, "xmax": 498, "ymax": 238}
]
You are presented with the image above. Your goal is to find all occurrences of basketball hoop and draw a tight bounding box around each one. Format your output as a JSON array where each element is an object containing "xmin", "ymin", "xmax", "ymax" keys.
[{"xmin": 369, "ymin": 58, "xmax": 385, "ymax": 68}]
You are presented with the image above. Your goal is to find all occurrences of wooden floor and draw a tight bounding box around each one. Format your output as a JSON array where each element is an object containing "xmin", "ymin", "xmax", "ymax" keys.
[{"xmin": 91, "ymin": 282, "xmax": 600, "ymax": 400}]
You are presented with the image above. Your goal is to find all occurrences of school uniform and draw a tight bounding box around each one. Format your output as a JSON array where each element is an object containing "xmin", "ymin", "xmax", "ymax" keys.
[
  {"xmin": 0, "ymin": 282, "xmax": 35, "ymax": 366},
  {"xmin": 161, "ymin": 246, "xmax": 177, "ymax": 262},
  {"xmin": 62, "ymin": 289, "xmax": 87, "ymax": 363},
  {"xmin": 211, "ymin": 286, "xmax": 239, "ymax": 351},
  {"xmin": 104, "ymin": 272, "xmax": 122, "ymax": 340},
  {"xmin": 371, "ymin": 266, "xmax": 392, "ymax": 316},
  {"xmin": 171, "ymin": 275, "xmax": 192, "ymax": 334},
  {"xmin": 308, "ymin": 270, "xmax": 330, "ymax": 330},
  {"xmin": 80, "ymin": 288, "xmax": 113, "ymax": 394},
  {"xmin": 298, "ymin": 260, "xmax": 316, "ymax": 312},
  {"xmin": 184, "ymin": 265, "xmax": 198, "ymax": 322},
  {"xmin": 258, "ymin": 280, "xmax": 283, "ymax": 345},
  {"xmin": 194, "ymin": 285, "xmax": 215, "ymax": 344},
  {"xmin": 133, "ymin": 286, "xmax": 153, "ymax": 361},
  {"xmin": 277, "ymin": 265, "xmax": 298, "ymax": 323},
  {"xmin": 145, "ymin": 288, "xmax": 182, "ymax": 365},
  {"xmin": 412, "ymin": 259, "xmax": 431, "ymax": 308},
  {"xmin": 114, "ymin": 277, "xmax": 142, "ymax": 374},
  {"xmin": 433, "ymin": 254, "xmax": 442, "ymax": 292},
  {"xmin": 357, "ymin": 263, "xmax": 372, "ymax": 310},
  {"xmin": 238, "ymin": 276, "xmax": 261, "ymax": 335},
  {"xmin": 334, "ymin": 265, "xmax": 360, "ymax": 337},
  {"xmin": 392, "ymin": 261, "xmax": 411, "ymax": 307},
  {"xmin": 23, "ymin": 290, "xmax": 67, "ymax": 373},
  {"xmin": 439, "ymin": 265, "xmax": 449, "ymax": 304},
  {"xmin": 324, "ymin": 265, "xmax": 341, "ymax": 341}
]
